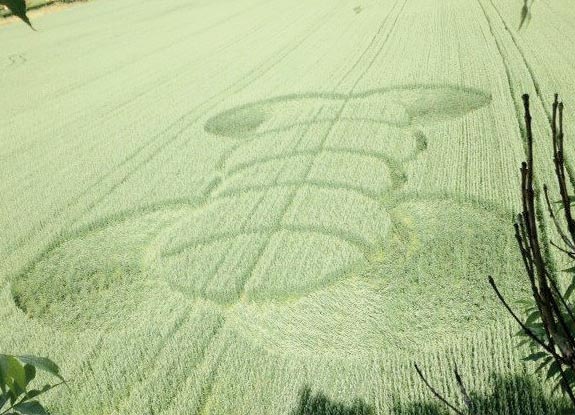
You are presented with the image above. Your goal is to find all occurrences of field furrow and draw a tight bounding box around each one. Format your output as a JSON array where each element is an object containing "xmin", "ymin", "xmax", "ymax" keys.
[{"xmin": 2, "ymin": 0, "xmax": 575, "ymax": 413}]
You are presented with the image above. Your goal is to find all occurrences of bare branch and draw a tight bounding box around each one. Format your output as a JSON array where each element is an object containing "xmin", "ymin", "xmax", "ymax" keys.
[
  {"xmin": 549, "ymin": 240, "xmax": 575, "ymax": 259},
  {"xmin": 552, "ymin": 98, "xmax": 575, "ymax": 244},
  {"xmin": 489, "ymin": 276, "xmax": 562, "ymax": 361},
  {"xmin": 543, "ymin": 185, "xmax": 575, "ymax": 251},
  {"xmin": 453, "ymin": 366, "xmax": 474, "ymax": 413},
  {"xmin": 414, "ymin": 363, "xmax": 466, "ymax": 415},
  {"xmin": 515, "ymin": 221, "xmax": 535, "ymax": 276}
]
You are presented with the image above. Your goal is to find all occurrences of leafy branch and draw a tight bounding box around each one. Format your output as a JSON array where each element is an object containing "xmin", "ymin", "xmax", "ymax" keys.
[
  {"xmin": 416, "ymin": 94, "xmax": 575, "ymax": 412},
  {"xmin": 0, "ymin": 0, "xmax": 34, "ymax": 29},
  {"xmin": 0, "ymin": 354, "xmax": 65, "ymax": 415},
  {"xmin": 519, "ymin": 0, "xmax": 535, "ymax": 30}
]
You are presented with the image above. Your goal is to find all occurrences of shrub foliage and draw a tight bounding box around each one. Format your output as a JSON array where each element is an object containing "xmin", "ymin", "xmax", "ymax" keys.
[
  {"xmin": 416, "ymin": 94, "xmax": 575, "ymax": 413},
  {"xmin": 0, "ymin": 354, "xmax": 65, "ymax": 415}
]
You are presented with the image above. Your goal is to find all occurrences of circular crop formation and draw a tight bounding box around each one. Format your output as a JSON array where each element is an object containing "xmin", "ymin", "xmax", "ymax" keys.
[
  {"xmin": 203, "ymin": 85, "xmax": 492, "ymax": 138},
  {"xmin": 230, "ymin": 198, "xmax": 527, "ymax": 355},
  {"xmin": 11, "ymin": 210, "xmax": 182, "ymax": 331},
  {"xmin": 11, "ymin": 84, "xmax": 521, "ymax": 355},
  {"xmin": 204, "ymin": 105, "xmax": 270, "ymax": 137}
]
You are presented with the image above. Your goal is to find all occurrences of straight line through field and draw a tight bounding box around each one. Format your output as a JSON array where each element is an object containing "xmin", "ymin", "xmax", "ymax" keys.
[
  {"xmin": 0, "ymin": 0, "xmax": 274, "ymax": 163},
  {"xmin": 166, "ymin": 106, "xmax": 327, "ymax": 415},
  {"xmin": 111, "ymin": 310, "xmax": 223, "ymax": 415},
  {"xmin": 2, "ymin": 0, "xmax": 345, "ymax": 268},
  {"xmin": 2, "ymin": 4, "xmax": 357, "ymax": 413},
  {"xmin": 214, "ymin": 180, "xmax": 383, "ymax": 205},
  {"xmin": 221, "ymin": 147, "xmax": 404, "ymax": 192},
  {"xmin": 475, "ymin": 0, "xmax": 561, "ymax": 272},
  {"xmin": 185, "ymin": 1, "xmax": 409, "ymax": 412},
  {"xmin": 9, "ymin": 0, "xmax": 275, "ymax": 119},
  {"xmin": 478, "ymin": 0, "xmax": 574, "ymax": 185},
  {"xmin": 233, "ymin": 0, "xmax": 408, "ymax": 304},
  {"xmin": 485, "ymin": 0, "xmax": 575, "ymax": 189},
  {"xmin": 179, "ymin": 101, "xmax": 326, "ymax": 298}
]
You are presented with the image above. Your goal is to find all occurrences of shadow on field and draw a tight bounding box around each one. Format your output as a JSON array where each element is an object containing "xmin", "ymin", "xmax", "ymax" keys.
[
  {"xmin": 292, "ymin": 386, "xmax": 374, "ymax": 415},
  {"xmin": 291, "ymin": 374, "xmax": 571, "ymax": 415},
  {"xmin": 393, "ymin": 373, "xmax": 571, "ymax": 415}
]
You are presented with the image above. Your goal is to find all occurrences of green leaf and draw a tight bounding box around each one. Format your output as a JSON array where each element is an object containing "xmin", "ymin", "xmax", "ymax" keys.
[
  {"xmin": 554, "ymin": 196, "xmax": 575, "ymax": 204},
  {"xmin": 525, "ymin": 310, "xmax": 540, "ymax": 326},
  {"xmin": 0, "ymin": 366, "xmax": 5, "ymax": 395},
  {"xmin": 517, "ymin": 337, "xmax": 531, "ymax": 347},
  {"xmin": 0, "ymin": 354, "xmax": 9, "ymax": 380},
  {"xmin": 0, "ymin": 392, "xmax": 8, "ymax": 409},
  {"xmin": 518, "ymin": 2, "xmax": 531, "ymax": 30},
  {"xmin": 514, "ymin": 328, "xmax": 528, "ymax": 337},
  {"xmin": 552, "ymin": 378, "xmax": 563, "ymax": 394},
  {"xmin": 17, "ymin": 356, "xmax": 64, "ymax": 383},
  {"xmin": 528, "ymin": 323, "xmax": 546, "ymax": 339},
  {"xmin": 24, "ymin": 365, "xmax": 36, "ymax": 387},
  {"xmin": 0, "ymin": 0, "xmax": 34, "ymax": 29},
  {"xmin": 13, "ymin": 400, "xmax": 48, "ymax": 415},
  {"xmin": 517, "ymin": 299, "xmax": 536, "ymax": 308},
  {"xmin": 565, "ymin": 281, "xmax": 575, "ymax": 299},
  {"xmin": 563, "ymin": 368, "xmax": 575, "ymax": 385},
  {"xmin": 550, "ymin": 367, "xmax": 575, "ymax": 396},
  {"xmin": 522, "ymin": 351, "xmax": 548, "ymax": 362},
  {"xmin": 6, "ymin": 390, "xmax": 17, "ymax": 406},
  {"xmin": 535, "ymin": 356, "xmax": 554, "ymax": 373},
  {"xmin": 547, "ymin": 360, "xmax": 562, "ymax": 380},
  {"xmin": 0, "ymin": 355, "xmax": 27, "ymax": 393},
  {"xmin": 26, "ymin": 384, "xmax": 54, "ymax": 400}
]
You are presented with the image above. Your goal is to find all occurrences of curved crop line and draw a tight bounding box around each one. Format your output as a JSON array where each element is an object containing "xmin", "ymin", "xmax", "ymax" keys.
[
  {"xmin": 213, "ymin": 180, "xmax": 383, "ymax": 204},
  {"xmin": 3, "ymin": 1, "xmax": 343, "ymax": 258},
  {"xmin": 107, "ymin": 309, "xmax": 196, "ymax": 413},
  {"xmin": 195, "ymin": 188, "xmax": 272, "ymax": 298},
  {"xmin": 116, "ymin": 3, "xmax": 428, "ymax": 413},
  {"xmin": 260, "ymin": 84, "xmax": 491, "ymax": 110},
  {"xmin": 161, "ymin": 224, "xmax": 375, "ymax": 259},
  {"xmin": 223, "ymin": 147, "xmax": 414, "ymax": 185},
  {"xmin": 149, "ymin": 118, "xmax": 325, "ymax": 302},
  {"xmin": 208, "ymin": 115, "xmax": 415, "ymax": 148},
  {"xmin": 160, "ymin": 3, "xmax": 409, "ymax": 396},
  {"xmin": 386, "ymin": 190, "xmax": 515, "ymax": 220},
  {"xmin": 221, "ymin": 116, "xmax": 338, "ymax": 305},
  {"xmin": 38, "ymin": 0, "xmax": 276, "ymax": 104},
  {"xmin": 228, "ymin": 0, "xmax": 410, "ymax": 306},
  {"xmin": 154, "ymin": 2, "xmax": 357, "ymax": 171},
  {"xmin": 225, "ymin": 109, "xmax": 334, "ymax": 304},
  {"xmin": 204, "ymin": 83, "xmax": 492, "ymax": 138},
  {"xmin": 203, "ymin": 0, "xmax": 410, "ymax": 136},
  {"xmin": 93, "ymin": 0, "xmax": 339, "ymax": 194},
  {"xmin": 9, "ymin": 197, "xmax": 202, "ymax": 292},
  {"xmin": 236, "ymin": 116, "xmax": 413, "ymax": 139},
  {"xmin": 219, "ymin": 144, "xmax": 420, "ymax": 192}
]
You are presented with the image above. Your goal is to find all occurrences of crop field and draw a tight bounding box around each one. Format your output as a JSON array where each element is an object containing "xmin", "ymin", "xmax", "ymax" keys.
[{"xmin": 2, "ymin": 0, "xmax": 575, "ymax": 413}]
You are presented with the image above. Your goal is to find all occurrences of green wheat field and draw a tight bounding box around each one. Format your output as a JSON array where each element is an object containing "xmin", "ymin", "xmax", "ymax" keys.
[{"xmin": 2, "ymin": 0, "xmax": 575, "ymax": 413}]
